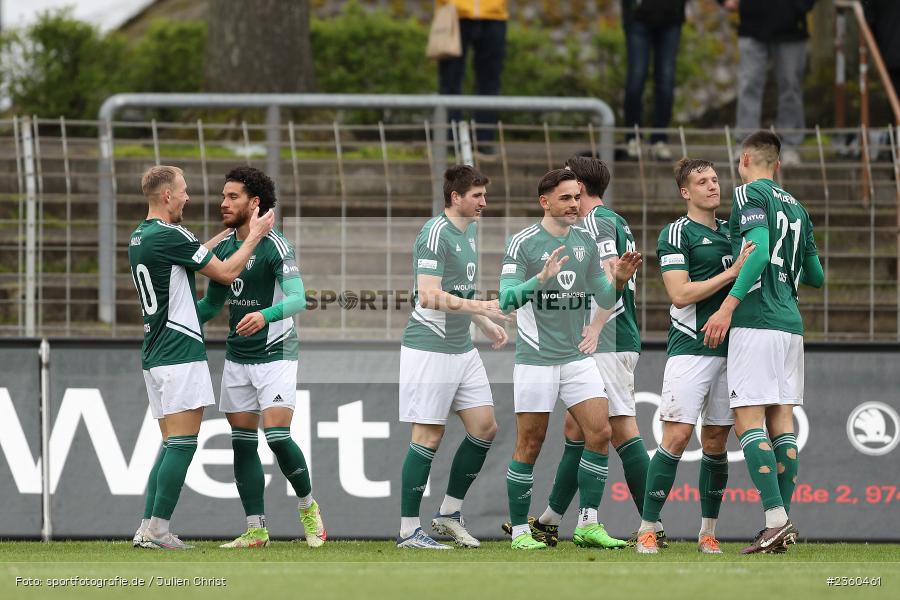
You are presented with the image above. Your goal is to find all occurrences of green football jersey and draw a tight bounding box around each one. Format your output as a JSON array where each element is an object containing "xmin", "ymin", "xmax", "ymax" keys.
[
  {"xmin": 582, "ymin": 204, "xmax": 641, "ymax": 353},
  {"xmin": 402, "ymin": 213, "xmax": 479, "ymax": 354},
  {"xmin": 500, "ymin": 223, "xmax": 609, "ymax": 366},
  {"xmin": 209, "ymin": 230, "xmax": 301, "ymax": 364},
  {"xmin": 729, "ymin": 179, "xmax": 818, "ymax": 335},
  {"xmin": 657, "ymin": 216, "xmax": 733, "ymax": 357},
  {"xmin": 128, "ymin": 219, "xmax": 213, "ymax": 370}
]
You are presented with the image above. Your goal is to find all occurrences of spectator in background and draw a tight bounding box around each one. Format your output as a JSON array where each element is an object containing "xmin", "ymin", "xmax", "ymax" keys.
[
  {"xmin": 437, "ymin": 0, "xmax": 508, "ymax": 151},
  {"xmin": 622, "ymin": 0, "xmax": 688, "ymax": 162},
  {"xmin": 863, "ymin": 0, "xmax": 900, "ymax": 98},
  {"xmin": 719, "ymin": 0, "xmax": 818, "ymax": 166}
]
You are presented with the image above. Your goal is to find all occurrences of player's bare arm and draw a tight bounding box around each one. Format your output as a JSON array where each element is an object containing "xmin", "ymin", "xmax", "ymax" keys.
[
  {"xmin": 200, "ymin": 207, "xmax": 274, "ymax": 284},
  {"xmin": 578, "ymin": 300, "xmax": 614, "ymax": 355},
  {"xmin": 664, "ymin": 241, "xmax": 755, "ymax": 308},
  {"xmin": 472, "ymin": 314, "xmax": 509, "ymax": 350},
  {"xmin": 203, "ymin": 228, "xmax": 231, "ymax": 251},
  {"xmin": 417, "ymin": 274, "xmax": 509, "ymax": 323}
]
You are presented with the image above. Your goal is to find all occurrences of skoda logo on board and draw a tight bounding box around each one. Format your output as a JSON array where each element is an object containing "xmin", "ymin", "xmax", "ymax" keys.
[{"xmin": 847, "ymin": 401, "xmax": 899, "ymax": 456}]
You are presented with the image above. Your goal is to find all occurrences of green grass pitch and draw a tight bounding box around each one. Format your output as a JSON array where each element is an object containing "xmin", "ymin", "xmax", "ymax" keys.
[{"xmin": 1, "ymin": 541, "xmax": 898, "ymax": 599}]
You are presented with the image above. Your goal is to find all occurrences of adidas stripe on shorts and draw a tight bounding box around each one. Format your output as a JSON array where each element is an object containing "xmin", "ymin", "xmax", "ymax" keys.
[
  {"xmin": 220, "ymin": 359, "xmax": 299, "ymax": 413},
  {"xmin": 728, "ymin": 327, "xmax": 804, "ymax": 408},
  {"xmin": 659, "ymin": 354, "xmax": 733, "ymax": 425}
]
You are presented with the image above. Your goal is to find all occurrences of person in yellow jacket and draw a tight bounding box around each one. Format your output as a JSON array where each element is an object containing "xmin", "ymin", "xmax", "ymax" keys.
[{"xmin": 436, "ymin": 0, "xmax": 508, "ymax": 152}]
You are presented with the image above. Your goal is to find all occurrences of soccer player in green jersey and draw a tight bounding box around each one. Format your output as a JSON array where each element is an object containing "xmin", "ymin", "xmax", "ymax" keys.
[
  {"xmin": 702, "ymin": 131, "xmax": 824, "ymax": 554},
  {"xmin": 510, "ymin": 157, "xmax": 638, "ymax": 548},
  {"xmin": 635, "ymin": 158, "xmax": 754, "ymax": 554},
  {"xmin": 130, "ymin": 166, "xmax": 273, "ymax": 550},
  {"xmin": 195, "ymin": 166, "xmax": 325, "ymax": 549},
  {"xmin": 499, "ymin": 169, "xmax": 641, "ymax": 550},
  {"xmin": 397, "ymin": 165, "xmax": 510, "ymax": 549}
]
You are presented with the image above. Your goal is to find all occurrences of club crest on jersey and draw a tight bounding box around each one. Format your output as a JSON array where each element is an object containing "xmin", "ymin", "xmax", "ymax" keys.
[
  {"xmin": 573, "ymin": 246, "xmax": 586, "ymax": 262},
  {"xmin": 466, "ymin": 262, "xmax": 476, "ymax": 282},
  {"xmin": 246, "ymin": 255, "xmax": 256, "ymax": 270},
  {"xmin": 557, "ymin": 270, "xmax": 576, "ymax": 290},
  {"xmin": 231, "ymin": 278, "xmax": 244, "ymax": 297},
  {"xmin": 469, "ymin": 238, "xmax": 476, "ymax": 253}
]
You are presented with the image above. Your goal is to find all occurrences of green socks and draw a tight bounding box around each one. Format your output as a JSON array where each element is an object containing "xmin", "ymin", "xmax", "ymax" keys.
[
  {"xmin": 265, "ymin": 427, "xmax": 312, "ymax": 498},
  {"xmin": 577, "ymin": 449, "xmax": 609, "ymax": 509},
  {"xmin": 739, "ymin": 428, "xmax": 784, "ymax": 511},
  {"xmin": 548, "ymin": 438, "xmax": 584, "ymax": 515},
  {"xmin": 152, "ymin": 435, "xmax": 197, "ymax": 520},
  {"xmin": 143, "ymin": 442, "xmax": 167, "ymax": 519},
  {"xmin": 699, "ymin": 452, "xmax": 729, "ymax": 519},
  {"xmin": 506, "ymin": 460, "xmax": 534, "ymax": 526},
  {"xmin": 616, "ymin": 436, "xmax": 650, "ymax": 514},
  {"xmin": 445, "ymin": 433, "xmax": 492, "ymax": 501},
  {"xmin": 772, "ymin": 432, "xmax": 799, "ymax": 513},
  {"xmin": 401, "ymin": 443, "xmax": 435, "ymax": 518},
  {"xmin": 641, "ymin": 446, "xmax": 680, "ymax": 523},
  {"xmin": 232, "ymin": 427, "xmax": 265, "ymax": 516}
]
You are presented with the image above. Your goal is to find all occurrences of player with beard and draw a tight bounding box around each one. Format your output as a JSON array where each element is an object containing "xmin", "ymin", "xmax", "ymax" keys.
[
  {"xmin": 196, "ymin": 166, "xmax": 325, "ymax": 549},
  {"xmin": 130, "ymin": 165, "xmax": 273, "ymax": 549},
  {"xmin": 499, "ymin": 169, "xmax": 641, "ymax": 550}
]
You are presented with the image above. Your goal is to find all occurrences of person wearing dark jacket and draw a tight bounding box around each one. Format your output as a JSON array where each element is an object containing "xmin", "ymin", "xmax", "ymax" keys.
[
  {"xmin": 863, "ymin": 0, "xmax": 900, "ymax": 98},
  {"xmin": 622, "ymin": 0, "xmax": 688, "ymax": 161},
  {"xmin": 719, "ymin": 0, "xmax": 818, "ymax": 165}
]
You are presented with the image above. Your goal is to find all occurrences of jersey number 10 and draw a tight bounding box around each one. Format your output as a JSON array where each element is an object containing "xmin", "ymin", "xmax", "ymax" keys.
[{"xmin": 131, "ymin": 264, "xmax": 158, "ymax": 316}]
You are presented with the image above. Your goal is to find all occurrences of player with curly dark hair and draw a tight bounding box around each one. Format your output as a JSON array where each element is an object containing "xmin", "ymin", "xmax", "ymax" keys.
[
  {"xmin": 196, "ymin": 166, "xmax": 325, "ymax": 549},
  {"xmin": 224, "ymin": 166, "xmax": 277, "ymax": 216}
]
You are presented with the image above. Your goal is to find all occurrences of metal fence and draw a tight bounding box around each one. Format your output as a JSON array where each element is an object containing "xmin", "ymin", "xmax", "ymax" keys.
[{"xmin": 1, "ymin": 115, "xmax": 898, "ymax": 341}]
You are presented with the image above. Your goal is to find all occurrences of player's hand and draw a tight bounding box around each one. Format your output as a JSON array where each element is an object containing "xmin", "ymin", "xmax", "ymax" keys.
[
  {"xmin": 723, "ymin": 0, "xmax": 739, "ymax": 11},
  {"xmin": 537, "ymin": 246, "xmax": 569, "ymax": 284},
  {"xmin": 479, "ymin": 299, "xmax": 510, "ymax": 323},
  {"xmin": 613, "ymin": 251, "xmax": 642, "ymax": 289},
  {"xmin": 478, "ymin": 319, "xmax": 509, "ymax": 350},
  {"xmin": 578, "ymin": 324, "xmax": 601, "ymax": 355},
  {"xmin": 700, "ymin": 307, "xmax": 732, "ymax": 349},
  {"xmin": 236, "ymin": 311, "xmax": 266, "ymax": 336},
  {"xmin": 248, "ymin": 207, "xmax": 275, "ymax": 241},
  {"xmin": 728, "ymin": 241, "xmax": 755, "ymax": 279}
]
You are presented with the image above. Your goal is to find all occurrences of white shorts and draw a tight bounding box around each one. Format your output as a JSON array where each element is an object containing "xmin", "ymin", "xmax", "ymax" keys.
[
  {"xmin": 143, "ymin": 360, "xmax": 215, "ymax": 419},
  {"xmin": 593, "ymin": 351, "xmax": 639, "ymax": 417},
  {"xmin": 728, "ymin": 327, "xmax": 804, "ymax": 408},
  {"xmin": 399, "ymin": 346, "xmax": 493, "ymax": 425},
  {"xmin": 660, "ymin": 355, "xmax": 734, "ymax": 426},
  {"xmin": 220, "ymin": 359, "xmax": 299, "ymax": 413},
  {"xmin": 513, "ymin": 357, "xmax": 606, "ymax": 413}
]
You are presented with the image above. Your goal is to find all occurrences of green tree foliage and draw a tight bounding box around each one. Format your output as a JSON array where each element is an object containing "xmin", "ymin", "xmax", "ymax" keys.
[
  {"xmin": 310, "ymin": 1, "xmax": 433, "ymax": 95},
  {"xmin": 128, "ymin": 19, "xmax": 207, "ymax": 93},
  {"xmin": 0, "ymin": 3, "xmax": 727, "ymax": 125},
  {"xmin": 0, "ymin": 9, "xmax": 128, "ymax": 119}
]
